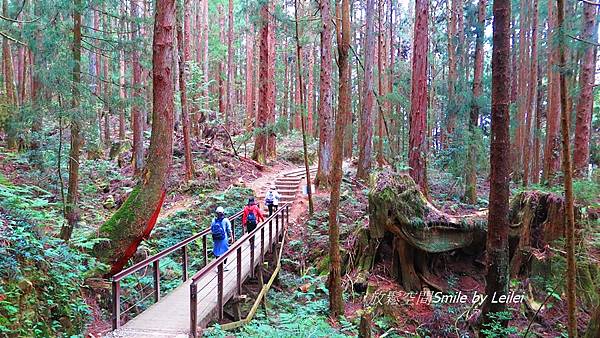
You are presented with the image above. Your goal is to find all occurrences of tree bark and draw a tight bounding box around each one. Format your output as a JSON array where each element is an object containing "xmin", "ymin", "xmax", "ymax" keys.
[
  {"xmin": 464, "ymin": 0, "xmax": 486, "ymax": 204},
  {"xmin": 481, "ymin": 0, "xmax": 511, "ymax": 327},
  {"xmin": 408, "ymin": 0, "xmax": 429, "ymax": 196},
  {"xmin": 573, "ymin": 2, "xmax": 598, "ymax": 178},
  {"xmin": 226, "ymin": 0, "xmax": 234, "ymax": 129},
  {"xmin": 252, "ymin": 2, "xmax": 270, "ymax": 164},
  {"xmin": 328, "ymin": 0, "xmax": 350, "ymax": 316},
  {"xmin": 177, "ymin": 0, "xmax": 195, "ymax": 181},
  {"xmin": 315, "ymin": 0, "xmax": 334, "ymax": 188},
  {"xmin": 60, "ymin": 0, "xmax": 83, "ymax": 241},
  {"xmin": 131, "ymin": 0, "xmax": 145, "ymax": 175},
  {"xmin": 543, "ymin": 0, "xmax": 561, "ymax": 183},
  {"xmin": 2, "ymin": 0, "xmax": 18, "ymax": 150},
  {"xmin": 245, "ymin": 14, "xmax": 255, "ymax": 131},
  {"xmin": 522, "ymin": 0, "xmax": 539, "ymax": 187},
  {"xmin": 306, "ymin": 46, "xmax": 314, "ymax": 136},
  {"xmin": 356, "ymin": 0, "xmax": 376, "ymax": 181},
  {"xmin": 445, "ymin": 0, "xmax": 458, "ymax": 146},
  {"xmin": 294, "ymin": 0, "xmax": 314, "ymax": 215},
  {"xmin": 95, "ymin": 0, "xmax": 176, "ymax": 275},
  {"xmin": 556, "ymin": 0, "xmax": 577, "ymax": 335}
]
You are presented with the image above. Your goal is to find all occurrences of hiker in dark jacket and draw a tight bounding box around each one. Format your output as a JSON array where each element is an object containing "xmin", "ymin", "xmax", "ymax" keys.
[{"xmin": 242, "ymin": 197, "xmax": 265, "ymax": 233}]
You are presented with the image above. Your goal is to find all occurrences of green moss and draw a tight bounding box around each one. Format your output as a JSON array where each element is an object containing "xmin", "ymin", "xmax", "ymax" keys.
[{"xmin": 98, "ymin": 185, "xmax": 141, "ymax": 236}]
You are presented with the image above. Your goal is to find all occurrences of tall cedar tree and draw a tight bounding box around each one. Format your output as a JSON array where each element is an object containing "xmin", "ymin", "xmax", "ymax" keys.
[
  {"xmin": 2, "ymin": 0, "xmax": 18, "ymax": 149},
  {"xmin": 543, "ymin": 0, "xmax": 561, "ymax": 182},
  {"xmin": 315, "ymin": 0, "xmax": 334, "ymax": 188},
  {"xmin": 573, "ymin": 2, "xmax": 598, "ymax": 177},
  {"xmin": 177, "ymin": 0, "xmax": 194, "ymax": 180},
  {"xmin": 245, "ymin": 14, "xmax": 254, "ymax": 130},
  {"xmin": 482, "ymin": 0, "xmax": 511, "ymax": 326},
  {"xmin": 328, "ymin": 0, "xmax": 350, "ymax": 316},
  {"xmin": 253, "ymin": 2, "xmax": 271, "ymax": 164},
  {"xmin": 226, "ymin": 0, "xmax": 234, "ymax": 129},
  {"xmin": 60, "ymin": 0, "xmax": 83, "ymax": 241},
  {"xmin": 356, "ymin": 0, "xmax": 376, "ymax": 181},
  {"xmin": 522, "ymin": 0, "xmax": 539, "ymax": 186},
  {"xmin": 408, "ymin": 0, "xmax": 428, "ymax": 196},
  {"xmin": 131, "ymin": 0, "xmax": 144, "ymax": 175},
  {"xmin": 294, "ymin": 0, "xmax": 314, "ymax": 214},
  {"xmin": 464, "ymin": 0, "xmax": 486, "ymax": 203},
  {"xmin": 556, "ymin": 0, "xmax": 577, "ymax": 334},
  {"xmin": 94, "ymin": 0, "xmax": 176, "ymax": 275}
]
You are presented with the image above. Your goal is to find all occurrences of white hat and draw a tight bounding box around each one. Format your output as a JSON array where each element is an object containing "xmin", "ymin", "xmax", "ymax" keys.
[{"xmin": 216, "ymin": 206, "xmax": 225, "ymax": 214}]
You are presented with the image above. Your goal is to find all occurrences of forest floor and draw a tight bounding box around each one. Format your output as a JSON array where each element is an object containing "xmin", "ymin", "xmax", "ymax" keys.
[{"xmin": 2, "ymin": 134, "xmax": 598, "ymax": 337}]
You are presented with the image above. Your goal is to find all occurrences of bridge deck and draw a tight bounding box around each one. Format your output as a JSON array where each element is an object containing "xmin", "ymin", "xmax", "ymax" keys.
[{"xmin": 108, "ymin": 223, "xmax": 275, "ymax": 337}]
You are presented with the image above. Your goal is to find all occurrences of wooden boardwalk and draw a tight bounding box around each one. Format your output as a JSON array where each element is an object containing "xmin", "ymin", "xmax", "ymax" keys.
[{"xmin": 105, "ymin": 167, "xmax": 314, "ymax": 338}]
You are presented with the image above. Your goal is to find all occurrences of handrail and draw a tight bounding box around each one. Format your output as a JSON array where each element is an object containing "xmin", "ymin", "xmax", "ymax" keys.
[
  {"xmin": 190, "ymin": 203, "xmax": 289, "ymax": 284},
  {"xmin": 189, "ymin": 203, "xmax": 290, "ymax": 336},
  {"xmin": 113, "ymin": 210, "xmax": 243, "ymax": 281},
  {"xmin": 111, "ymin": 208, "xmax": 244, "ymax": 330}
]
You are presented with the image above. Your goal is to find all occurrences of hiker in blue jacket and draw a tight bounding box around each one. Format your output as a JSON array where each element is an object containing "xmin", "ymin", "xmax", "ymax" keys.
[{"xmin": 211, "ymin": 206, "xmax": 233, "ymax": 271}]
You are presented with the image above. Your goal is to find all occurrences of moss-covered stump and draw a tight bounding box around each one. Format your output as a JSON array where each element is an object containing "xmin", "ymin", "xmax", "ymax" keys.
[
  {"xmin": 354, "ymin": 170, "xmax": 487, "ymax": 291},
  {"xmin": 507, "ymin": 190, "xmax": 581, "ymax": 278},
  {"xmin": 352, "ymin": 171, "xmax": 581, "ymax": 292}
]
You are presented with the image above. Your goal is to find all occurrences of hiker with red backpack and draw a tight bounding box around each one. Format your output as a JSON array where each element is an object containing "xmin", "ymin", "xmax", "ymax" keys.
[
  {"xmin": 242, "ymin": 197, "xmax": 265, "ymax": 234},
  {"xmin": 211, "ymin": 206, "xmax": 233, "ymax": 270}
]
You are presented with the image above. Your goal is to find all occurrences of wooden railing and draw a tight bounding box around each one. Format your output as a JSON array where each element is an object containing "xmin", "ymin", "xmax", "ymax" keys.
[
  {"xmin": 189, "ymin": 203, "xmax": 290, "ymax": 337},
  {"xmin": 111, "ymin": 210, "xmax": 244, "ymax": 330}
]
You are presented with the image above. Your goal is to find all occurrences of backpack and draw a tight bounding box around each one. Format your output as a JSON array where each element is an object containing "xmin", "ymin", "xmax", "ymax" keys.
[
  {"xmin": 246, "ymin": 208, "xmax": 257, "ymax": 225},
  {"xmin": 265, "ymin": 192, "xmax": 274, "ymax": 205},
  {"xmin": 211, "ymin": 218, "xmax": 226, "ymax": 241}
]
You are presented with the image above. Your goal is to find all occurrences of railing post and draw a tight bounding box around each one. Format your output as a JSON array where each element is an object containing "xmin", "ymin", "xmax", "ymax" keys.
[
  {"xmin": 231, "ymin": 218, "xmax": 236, "ymax": 242},
  {"xmin": 182, "ymin": 246, "xmax": 188, "ymax": 282},
  {"xmin": 237, "ymin": 247, "xmax": 242, "ymax": 294},
  {"xmin": 112, "ymin": 280, "xmax": 121, "ymax": 330},
  {"xmin": 286, "ymin": 205, "xmax": 290, "ymax": 224},
  {"xmin": 153, "ymin": 260, "xmax": 160, "ymax": 302},
  {"xmin": 190, "ymin": 283, "xmax": 197, "ymax": 338},
  {"xmin": 260, "ymin": 226, "xmax": 265, "ymax": 261},
  {"xmin": 250, "ymin": 235, "xmax": 255, "ymax": 278},
  {"xmin": 218, "ymin": 263, "xmax": 224, "ymax": 320},
  {"xmin": 202, "ymin": 235, "xmax": 208, "ymax": 267},
  {"xmin": 269, "ymin": 218, "xmax": 273, "ymax": 251},
  {"xmin": 275, "ymin": 213, "xmax": 279, "ymax": 239}
]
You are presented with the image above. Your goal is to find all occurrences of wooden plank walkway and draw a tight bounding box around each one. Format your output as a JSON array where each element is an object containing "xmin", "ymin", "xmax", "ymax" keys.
[
  {"xmin": 105, "ymin": 167, "xmax": 312, "ymax": 338},
  {"xmin": 108, "ymin": 230, "xmax": 269, "ymax": 337}
]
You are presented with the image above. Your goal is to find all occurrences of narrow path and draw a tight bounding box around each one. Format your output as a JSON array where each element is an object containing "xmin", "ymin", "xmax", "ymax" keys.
[{"xmin": 104, "ymin": 166, "xmax": 315, "ymax": 338}]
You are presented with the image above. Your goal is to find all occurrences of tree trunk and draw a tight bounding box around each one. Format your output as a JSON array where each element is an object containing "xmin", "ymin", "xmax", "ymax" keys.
[
  {"xmin": 266, "ymin": 3, "xmax": 276, "ymax": 158},
  {"xmin": 445, "ymin": 0, "xmax": 458, "ymax": 146},
  {"xmin": 131, "ymin": 0, "xmax": 144, "ymax": 175},
  {"xmin": 252, "ymin": 3, "xmax": 270, "ymax": 164},
  {"xmin": 464, "ymin": 0, "xmax": 486, "ymax": 204},
  {"xmin": 245, "ymin": 15, "xmax": 254, "ymax": 131},
  {"xmin": 573, "ymin": 2, "xmax": 598, "ymax": 178},
  {"xmin": 375, "ymin": 1, "xmax": 385, "ymax": 167},
  {"xmin": 543, "ymin": 0, "xmax": 561, "ymax": 183},
  {"xmin": 556, "ymin": 0, "xmax": 577, "ymax": 335},
  {"xmin": 481, "ymin": 0, "xmax": 511, "ymax": 327},
  {"xmin": 531, "ymin": 63, "xmax": 543, "ymax": 184},
  {"xmin": 177, "ymin": 0, "xmax": 195, "ymax": 181},
  {"xmin": 356, "ymin": 0, "xmax": 376, "ymax": 181},
  {"xmin": 513, "ymin": 0, "xmax": 530, "ymax": 180},
  {"xmin": 294, "ymin": 0, "xmax": 314, "ymax": 215},
  {"xmin": 522, "ymin": 0, "xmax": 539, "ymax": 187},
  {"xmin": 306, "ymin": 46, "xmax": 314, "ymax": 136},
  {"xmin": 2, "ymin": 0, "xmax": 18, "ymax": 150},
  {"xmin": 95, "ymin": 0, "xmax": 176, "ymax": 275},
  {"xmin": 226, "ymin": 0, "xmax": 233, "ymax": 129},
  {"xmin": 202, "ymin": 0, "xmax": 209, "ymax": 116},
  {"xmin": 408, "ymin": 0, "xmax": 428, "ymax": 196},
  {"xmin": 328, "ymin": 0, "xmax": 350, "ymax": 316},
  {"xmin": 315, "ymin": 0, "xmax": 334, "ymax": 188},
  {"xmin": 60, "ymin": 0, "xmax": 83, "ymax": 241}
]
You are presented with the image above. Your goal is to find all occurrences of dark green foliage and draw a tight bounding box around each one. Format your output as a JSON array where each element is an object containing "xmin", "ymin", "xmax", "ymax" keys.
[{"xmin": 0, "ymin": 215, "xmax": 96, "ymax": 337}]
